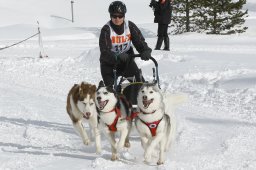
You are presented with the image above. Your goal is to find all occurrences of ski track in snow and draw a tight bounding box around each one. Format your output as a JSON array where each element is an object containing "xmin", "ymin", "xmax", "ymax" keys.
[{"xmin": 1, "ymin": 27, "xmax": 256, "ymax": 169}]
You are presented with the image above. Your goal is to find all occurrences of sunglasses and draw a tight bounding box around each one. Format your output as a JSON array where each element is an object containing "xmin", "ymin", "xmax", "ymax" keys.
[{"xmin": 111, "ymin": 14, "xmax": 124, "ymax": 19}]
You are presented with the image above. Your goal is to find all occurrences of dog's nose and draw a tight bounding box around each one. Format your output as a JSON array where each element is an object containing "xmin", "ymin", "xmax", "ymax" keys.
[
  {"xmin": 97, "ymin": 96, "xmax": 101, "ymax": 101},
  {"xmin": 86, "ymin": 112, "xmax": 91, "ymax": 117},
  {"xmin": 83, "ymin": 112, "xmax": 91, "ymax": 119},
  {"xmin": 143, "ymin": 95, "xmax": 147, "ymax": 100}
]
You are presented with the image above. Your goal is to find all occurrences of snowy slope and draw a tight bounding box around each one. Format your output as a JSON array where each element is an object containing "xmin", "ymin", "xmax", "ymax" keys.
[{"xmin": 0, "ymin": 0, "xmax": 256, "ymax": 170}]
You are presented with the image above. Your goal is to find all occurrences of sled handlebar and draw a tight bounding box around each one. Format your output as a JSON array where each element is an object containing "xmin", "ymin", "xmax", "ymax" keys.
[{"xmin": 132, "ymin": 54, "xmax": 158, "ymax": 67}]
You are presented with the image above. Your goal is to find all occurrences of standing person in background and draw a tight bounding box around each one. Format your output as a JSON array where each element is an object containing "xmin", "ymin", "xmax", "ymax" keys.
[
  {"xmin": 99, "ymin": 1, "xmax": 152, "ymax": 89},
  {"xmin": 150, "ymin": 0, "xmax": 173, "ymax": 51}
]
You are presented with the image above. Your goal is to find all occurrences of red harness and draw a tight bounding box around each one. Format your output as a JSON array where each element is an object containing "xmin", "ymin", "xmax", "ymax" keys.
[
  {"xmin": 104, "ymin": 96, "xmax": 141, "ymax": 131},
  {"xmin": 106, "ymin": 107, "xmax": 122, "ymax": 132},
  {"xmin": 140, "ymin": 118, "xmax": 163, "ymax": 137},
  {"xmin": 107, "ymin": 108, "xmax": 140, "ymax": 131},
  {"xmin": 138, "ymin": 109, "xmax": 162, "ymax": 137}
]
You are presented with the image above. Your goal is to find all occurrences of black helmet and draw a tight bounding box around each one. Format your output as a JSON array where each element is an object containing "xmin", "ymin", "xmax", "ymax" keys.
[{"xmin": 108, "ymin": 1, "xmax": 127, "ymax": 14}]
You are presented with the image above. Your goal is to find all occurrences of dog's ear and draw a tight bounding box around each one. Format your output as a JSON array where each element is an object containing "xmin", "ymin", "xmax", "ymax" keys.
[
  {"xmin": 146, "ymin": 80, "xmax": 158, "ymax": 88},
  {"xmin": 97, "ymin": 80, "xmax": 105, "ymax": 90},
  {"xmin": 152, "ymin": 80, "xmax": 158, "ymax": 87},
  {"xmin": 152, "ymin": 81, "xmax": 160, "ymax": 91},
  {"xmin": 79, "ymin": 82, "xmax": 87, "ymax": 94},
  {"xmin": 78, "ymin": 83, "xmax": 83, "ymax": 95},
  {"xmin": 91, "ymin": 85, "xmax": 96, "ymax": 92},
  {"xmin": 98, "ymin": 80, "xmax": 105, "ymax": 88}
]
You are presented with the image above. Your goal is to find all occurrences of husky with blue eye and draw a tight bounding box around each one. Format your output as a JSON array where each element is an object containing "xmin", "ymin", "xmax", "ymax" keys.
[
  {"xmin": 135, "ymin": 83, "xmax": 183, "ymax": 165},
  {"xmin": 66, "ymin": 82, "xmax": 101, "ymax": 154},
  {"xmin": 95, "ymin": 81, "xmax": 132, "ymax": 161}
]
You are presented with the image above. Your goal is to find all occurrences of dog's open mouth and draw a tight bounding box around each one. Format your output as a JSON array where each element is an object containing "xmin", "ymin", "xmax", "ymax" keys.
[
  {"xmin": 142, "ymin": 99, "xmax": 153, "ymax": 108},
  {"xmin": 98, "ymin": 100, "xmax": 108, "ymax": 110}
]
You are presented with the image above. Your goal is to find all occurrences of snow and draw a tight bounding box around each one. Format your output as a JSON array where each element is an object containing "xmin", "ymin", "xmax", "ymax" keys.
[{"xmin": 0, "ymin": 0, "xmax": 256, "ymax": 170}]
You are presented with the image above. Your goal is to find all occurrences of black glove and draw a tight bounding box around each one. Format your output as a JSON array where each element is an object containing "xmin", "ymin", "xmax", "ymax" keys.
[
  {"xmin": 118, "ymin": 53, "xmax": 130, "ymax": 62},
  {"xmin": 141, "ymin": 50, "xmax": 152, "ymax": 61}
]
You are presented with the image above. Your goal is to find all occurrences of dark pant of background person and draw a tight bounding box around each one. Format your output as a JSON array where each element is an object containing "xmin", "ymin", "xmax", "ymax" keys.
[
  {"xmin": 155, "ymin": 24, "xmax": 170, "ymax": 51},
  {"xmin": 100, "ymin": 60, "xmax": 144, "ymax": 88}
]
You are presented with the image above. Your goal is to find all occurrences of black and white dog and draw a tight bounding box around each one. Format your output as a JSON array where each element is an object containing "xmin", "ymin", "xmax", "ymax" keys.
[{"xmin": 95, "ymin": 81, "xmax": 132, "ymax": 161}]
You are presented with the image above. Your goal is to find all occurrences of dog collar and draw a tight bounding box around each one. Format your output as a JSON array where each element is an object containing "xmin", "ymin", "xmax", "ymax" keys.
[
  {"xmin": 99, "ymin": 107, "xmax": 115, "ymax": 114},
  {"xmin": 139, "ymin": 109, "xmax": 156, "ymax": 115}
]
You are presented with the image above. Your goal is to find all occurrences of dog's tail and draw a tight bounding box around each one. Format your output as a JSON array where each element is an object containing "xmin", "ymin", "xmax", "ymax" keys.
[
  {"xmin": 163, "ymin": 93, "xmax": 187, "ymax": 151},
  {"xmin": 163, "ymin": 93, "xmax": 188, "ymax": 114},
  {"xmin": 165, "ymin": 113, "xmax": 176, "ymax": 151}
]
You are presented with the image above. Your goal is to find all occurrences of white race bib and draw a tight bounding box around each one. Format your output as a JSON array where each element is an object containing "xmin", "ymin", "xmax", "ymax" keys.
[{"xmin": 107, "ymin": 20, "xmax": 132, "ymax": 55}]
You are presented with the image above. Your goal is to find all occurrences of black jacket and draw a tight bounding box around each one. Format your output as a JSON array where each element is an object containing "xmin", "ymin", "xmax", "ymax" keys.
[
  {"xmin": 99, "ymin": 20, "xmax": 151, "ymax": 66},
  {"xmin": 153, "ymin": 0, "xmax": 172, "ymax": 24}
]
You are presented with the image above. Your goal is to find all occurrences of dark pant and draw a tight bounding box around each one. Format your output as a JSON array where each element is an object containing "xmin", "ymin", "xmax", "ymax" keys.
[
  {"xmin": 100, "ymin": 60, "xmax": 144, "ymax": 87},
  {"xmin": 157, "ymin": 24, "xmax": 169, "ymax": 37}
]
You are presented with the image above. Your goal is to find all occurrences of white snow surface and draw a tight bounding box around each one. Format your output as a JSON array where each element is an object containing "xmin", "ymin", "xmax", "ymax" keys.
[{"xmin": 0, "ymin": 0, "xmax": 256, "ymax": 170}]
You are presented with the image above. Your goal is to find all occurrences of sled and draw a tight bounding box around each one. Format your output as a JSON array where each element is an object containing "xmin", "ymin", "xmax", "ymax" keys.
[{"xmin": 114, "ymin": 54, "xmax": 160, "ymax": 107}]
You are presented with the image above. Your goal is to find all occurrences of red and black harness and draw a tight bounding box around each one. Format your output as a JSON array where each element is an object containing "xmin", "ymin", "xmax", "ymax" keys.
[
  {"xmin": 106, "ymin": 106, "xmax": 122, "ymax": 132},
  {"xmin": 101, "ymin": 96, "xmax": 135, "ymax": 132}
]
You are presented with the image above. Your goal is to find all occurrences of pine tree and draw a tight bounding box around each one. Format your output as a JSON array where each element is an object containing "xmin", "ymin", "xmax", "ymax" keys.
[
  {"xmin": 171, "ymin": 0, "xmax": 248, "ymax": 34},
  {"xmin": 197, "ymin": 0, "xmax": 248, "ymax": 34},
  {"xmin": 171, "ymin": 0, "xmax": 198, "ymax": 34}
]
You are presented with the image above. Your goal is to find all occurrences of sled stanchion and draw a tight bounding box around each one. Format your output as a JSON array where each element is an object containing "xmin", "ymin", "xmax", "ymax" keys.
[
  {"xmin": 117, "ymin": 54, "xmax": 161, "ymax": 105},
  {"xmin": 131, "ymin": 55, "xmax": 161, "ymax": 89},
  {"xmin": 113, "ymin": 68, "xmax": 117, "ymax": 91},
  {"xmin": 149, "ymin": 56, "xmax": 160, "ymax": 89}
]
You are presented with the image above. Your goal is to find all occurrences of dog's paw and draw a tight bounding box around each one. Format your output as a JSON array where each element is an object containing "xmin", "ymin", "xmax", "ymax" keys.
[
  {"xmin": 96, "ymin": 149, "xmax": 102, "ymax": 155},
  {"xmin": 157, "ymin": 161, "xmax": 164, "ymax": 165},
  {"xmin": 124, "ymin": 141, "xmax": 131, "ymax": 148},
  {"xmin": 111, "ymin": 154, "xmax": 118, "ymax": 161},
  {"xmin": 83, "ymin": 139, "xmax": 91, "ymax": 145}
]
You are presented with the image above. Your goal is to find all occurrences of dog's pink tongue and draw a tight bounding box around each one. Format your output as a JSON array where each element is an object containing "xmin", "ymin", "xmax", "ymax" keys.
[
  {"xmin": 99, "ymin": 101, "xmax": 106, "ymax": 108},
  {"xmin": 143, "ymin": 100, "xmax": 149, "ymax": 107},
  {"xmin": 143, "ymin": 99, "xmax": 153, "ymax": 108}
]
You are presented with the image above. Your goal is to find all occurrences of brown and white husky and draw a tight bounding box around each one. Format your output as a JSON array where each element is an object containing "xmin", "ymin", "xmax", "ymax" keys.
[{"xmin": 66, "ymin": 82, "xmax": 101, "ymax": 154}]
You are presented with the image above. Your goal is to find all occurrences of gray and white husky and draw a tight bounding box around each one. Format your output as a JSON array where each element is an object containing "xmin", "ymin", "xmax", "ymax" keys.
[
  {"xmin": 136, "ymin": 83, "xmax": 185, "ymax": 165},
  {"xmin": 95, "ymin": 81, "xmax": 132, "ymax": 161}
]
